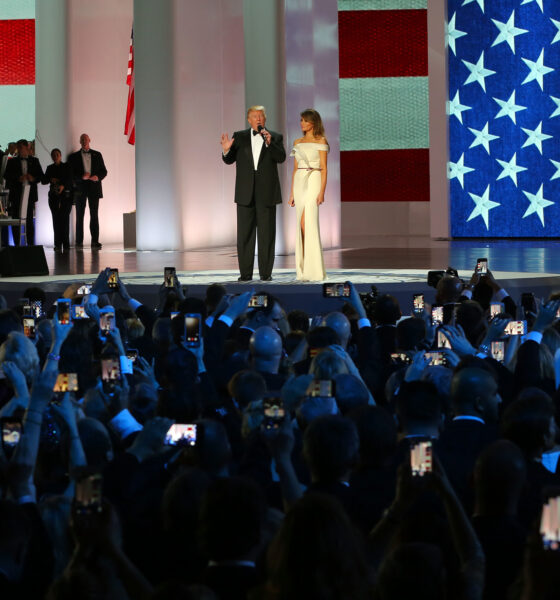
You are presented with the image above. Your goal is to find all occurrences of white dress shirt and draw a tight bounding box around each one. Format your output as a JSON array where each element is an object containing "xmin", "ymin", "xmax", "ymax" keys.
[
  {"xmin": 81, "ymin": 150, "xmax": 92, "ymax": 174},
  {"xmin": 250, "ymin": 130, "xmax": 264, "ymax": 171}
]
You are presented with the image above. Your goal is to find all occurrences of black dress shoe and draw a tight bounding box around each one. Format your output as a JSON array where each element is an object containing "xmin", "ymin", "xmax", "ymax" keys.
[
  {"xmin": 238, "ymin": 276, "xmax": 252, "ymax": 282},
  {"xmin": 91, "ymin": 242, "xmax": 102, "ymax": 249},
  {"xmin": 260, "ymin": 276, "xmax": 272, "ymax": 281}
]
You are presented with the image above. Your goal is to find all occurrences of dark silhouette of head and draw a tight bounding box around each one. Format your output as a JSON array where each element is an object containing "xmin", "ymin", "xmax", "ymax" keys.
[{"xmin": 450, "ymin": 367, "xmax": 501, "ymax": 424}]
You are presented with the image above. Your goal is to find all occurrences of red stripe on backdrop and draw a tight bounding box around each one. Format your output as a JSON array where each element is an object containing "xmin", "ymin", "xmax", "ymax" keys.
[
  {"xmin": 0, "ymin": 19, "xmax": 35, "ymax": 85},
  {"xmin": 339, "ymin": 10, "xmax": 427, "ymax": 79},
  {"xmin": 341, "ymin": 149, "xmax": 430, "ymax": 202}
]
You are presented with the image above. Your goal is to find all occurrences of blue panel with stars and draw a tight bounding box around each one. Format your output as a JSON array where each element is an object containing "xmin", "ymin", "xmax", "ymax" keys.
[{"xmin": 447, "ymin": 0, "xmax": 560, "ymax": 237}]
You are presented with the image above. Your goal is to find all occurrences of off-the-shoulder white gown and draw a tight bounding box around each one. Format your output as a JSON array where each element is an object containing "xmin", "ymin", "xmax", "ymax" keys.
[{"xmin": 290, "ymin": 142, "xmax": 328, "ymax": 281}]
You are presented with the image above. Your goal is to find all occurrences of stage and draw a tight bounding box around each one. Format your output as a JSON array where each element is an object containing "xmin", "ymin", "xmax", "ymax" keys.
[{"xmin": 0, "ymin": 235, "xmax": 559, "ymax": 314}]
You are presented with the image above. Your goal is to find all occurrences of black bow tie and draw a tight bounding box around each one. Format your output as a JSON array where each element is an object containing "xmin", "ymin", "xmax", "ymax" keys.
[
  {"xmin": 252, "ymin": 130, "xmax": 259, "ymax": 136},
  {"xmin": 82, "ymin": 150, "xmax": 90, "ymax": 154}
]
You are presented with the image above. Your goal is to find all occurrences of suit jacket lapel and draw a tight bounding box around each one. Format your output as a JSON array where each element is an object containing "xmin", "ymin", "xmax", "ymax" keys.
[{"xmin": 244, "ymin": 129, "xmax": 253, "ymax": 166}]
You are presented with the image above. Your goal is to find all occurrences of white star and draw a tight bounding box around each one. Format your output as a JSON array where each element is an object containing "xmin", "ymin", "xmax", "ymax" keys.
[
  {"xmin": 493, "ymin": 90, "xmax": 526, "ymax": 124},
  {"xmin": 552, "ymin": 19, "xmax": 560, "ymax": 44},
  {"xmin": 491, "ymin": 11, "xmax": 528, "ymax": 54},
  {"xmin": 463, "ymin": 52, "xmax": 496, "ymax": 92},
  {"xmin": 550, "ymin": 96, "xmax": 560, "ymax": 118},
  {"xmin": 468, "ymin": 122, "xmax": 500, "ymax": 154},
  {"xmin": 448, "ymin": 154, "xmax": 475, "ymax": 189},
  {"xmin": 462, "ymin": 0, "xmax": 484, "ymax": 13},
  {"xmin": 447, "ymin": 91, "xmax": 471, "ymax": 124},
  {"xmin": 496, "ymin": 153, "xmax": 527, "ymax": 186},
  {"xmin": 550, "ymin": 159, "xmax": 560, "ymax": 180},
  {"xmin": 467, "ymin": 186, "xmax": 500, "ymax": 230},
  {"xmin": 521, "ymin": 0, "xmax": 544, "ymax": 13},
  {"xmin": 446, "ymin": 13, "xmax": 467, "ymax": 56},
  {"xmin": 522, "ymin": 185, "xmax": 554, "ymax": 227},
  {"xmin": 522, "ymin": 122, "xmax": 552, "ymax": 154},
  {"xmin": 522, "ymin": 49, "xmax": 554, "ymax": 91}
]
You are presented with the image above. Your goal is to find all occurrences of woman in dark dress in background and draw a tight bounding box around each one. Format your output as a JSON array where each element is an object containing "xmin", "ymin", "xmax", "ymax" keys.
[{"xmin": 42, "ymin": 148, "xmax": 72, "ymax": 252}]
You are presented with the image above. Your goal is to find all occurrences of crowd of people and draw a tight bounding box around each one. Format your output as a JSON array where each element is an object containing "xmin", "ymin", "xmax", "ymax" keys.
[
  {"xmin": 0, "ymin": 265, "xmax": 560, "ymax": 599},
  {"xmin": 0, "ymin": 135, "xmax": 106, "ymax": 251}
]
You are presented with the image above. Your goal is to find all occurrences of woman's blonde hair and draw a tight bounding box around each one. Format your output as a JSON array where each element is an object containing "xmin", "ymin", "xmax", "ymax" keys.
[{"xmin": 0, "ymin": 332, "xmax": 39, "ymax": 387}]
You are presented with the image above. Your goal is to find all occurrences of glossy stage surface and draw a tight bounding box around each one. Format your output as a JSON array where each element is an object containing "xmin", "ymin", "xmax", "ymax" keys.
[{"xmin": 0, "ymin": 235, "xmax": 558, "ymax": 314}]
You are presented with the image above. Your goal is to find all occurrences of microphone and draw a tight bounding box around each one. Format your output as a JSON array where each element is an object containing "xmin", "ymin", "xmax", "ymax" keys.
[{"xmin": 257, "ymin": 125, "xmax": 268, "ymax": 140}]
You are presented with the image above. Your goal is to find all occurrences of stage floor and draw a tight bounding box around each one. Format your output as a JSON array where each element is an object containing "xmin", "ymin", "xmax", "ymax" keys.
[{"xmin": 0, "ymin": 235, "xmax": 558, "ymax": 314}]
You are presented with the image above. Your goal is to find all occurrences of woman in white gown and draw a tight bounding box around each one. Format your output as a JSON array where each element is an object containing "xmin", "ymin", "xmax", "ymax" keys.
[{"xmin": 289, "ymin": 109, "xmax": 328, "ymax": 281}]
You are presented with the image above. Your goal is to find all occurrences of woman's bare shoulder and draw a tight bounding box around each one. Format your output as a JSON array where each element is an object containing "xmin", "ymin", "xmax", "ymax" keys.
[{"xmin": 293, "ymin": 137, "xmax": 304, "ymax": 145}]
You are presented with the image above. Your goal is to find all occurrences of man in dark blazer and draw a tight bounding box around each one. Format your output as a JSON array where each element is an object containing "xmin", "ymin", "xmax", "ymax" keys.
[
  {"xmin": 3, "ymin": 139, "xmax": 44, "ymax": 246},
  {"xmin": 67, "ymin": 133, "xmax": 107, "ymax": 249},
  {"xmin": 221, "ymin": 105, "xmax": 286, "ymax": 281}
]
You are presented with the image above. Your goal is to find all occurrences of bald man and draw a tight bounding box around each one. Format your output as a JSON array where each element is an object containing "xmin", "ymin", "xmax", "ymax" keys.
[
  {"xmin": 67, "ymin": 133, "xmax": 107, "ymax": 249},
  {"xmin": 323, "ymin": 312, "xmax": 351, "ymax": 349},
  {"xmin": 249, "ymin": 325, "xmax": 286, "ymax": 390}
]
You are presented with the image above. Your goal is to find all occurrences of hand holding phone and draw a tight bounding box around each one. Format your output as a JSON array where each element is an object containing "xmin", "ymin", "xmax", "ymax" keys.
[
  {"xmin": 56, "ymin": 299, "xmax": 71, "ymax": 325},
  {"xmin": 475, "ymin": 258, "xmax": 488, "ymax": 274},
  {"xmin": 323, "ymin": 283, "xmax": 350, "ymax": 298},
  {"xmin": 165, "ymin": 424, "xmax": 197, "ymax": 446},
  {"xmin": 262, "ymin": 398, "xmax": 285, "ymax": 431},
  {"xmin": 164, "ymin": 267, "xmax": 176, "ymax": 288},
  {"xmin": 185, "ymin": 314, "xmax": 201, "ymax": 347}
]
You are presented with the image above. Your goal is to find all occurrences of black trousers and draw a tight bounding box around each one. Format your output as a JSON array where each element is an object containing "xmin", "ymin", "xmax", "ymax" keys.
[
  {"xmin": 48, "ymin": 192, "xmax": 72, "ymax": 249},
  {"xmin": 236, "ymin": 198, "xmax": 276, "ymax": 279},
  {"xmin": 75, "ymin": 184, "xmax": 100, "ymax": 245}
]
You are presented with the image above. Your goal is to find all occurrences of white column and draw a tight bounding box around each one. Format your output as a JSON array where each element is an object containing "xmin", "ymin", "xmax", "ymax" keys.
[
  {"xmin": 428, "ymin": 0, "xmax": 449, "ymax": 238},
  {"xmin": 134, "ymin": 0, "xmax": 180, "ymax": 250},
  {"xmin": 283, "ymin": 0, "xmax": 341, "ymax": 251},
  {"xmin": 35, "ymin": 0, "xmax": 67, "ymax": 246}
]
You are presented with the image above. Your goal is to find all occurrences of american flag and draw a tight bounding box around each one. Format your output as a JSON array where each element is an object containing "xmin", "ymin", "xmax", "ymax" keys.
[
  {"xmin": 124, "ymin": 28, "xmax": 135, "ymax": 145},
  {"xmin": 338, "ymin": 0, "xmax": 429, "ymax": 204},
  {"xmin": 448, "ymin": 0, "xmax": 560, "ymax": 237}
]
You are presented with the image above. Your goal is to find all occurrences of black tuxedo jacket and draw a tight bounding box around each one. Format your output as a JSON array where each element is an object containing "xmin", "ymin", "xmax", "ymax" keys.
[
  {"xmin": 3, "ymin": 155, "xmax": 44, "ymax": 206},
  {"xmin": 222, "ymin": 128, "xmax": 285, "ymax": 206},
  {"xmin": 67, "ymin": 148, "xmax": 107, "ymax": 197}
]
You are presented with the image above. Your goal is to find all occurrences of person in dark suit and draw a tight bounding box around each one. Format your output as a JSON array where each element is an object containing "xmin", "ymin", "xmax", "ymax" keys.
[
  {"xmin": 67, "ymin": 133, "xmax": 107, "ymax": 249},
  {"xmin": 42, "ymin": 148, "xmax": 72, "ymax": 252},
  {"xmin": 221, "ymin": 105, "xmax": 286, "ymax": 281},
  {"xmin": 3, "ymin": 139, "xmax": 44, "ymax": 246}
]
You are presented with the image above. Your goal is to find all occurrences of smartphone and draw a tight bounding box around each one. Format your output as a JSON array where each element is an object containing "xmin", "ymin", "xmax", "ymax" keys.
[
  {"xmin": 99, "ymin": 311, "xmax": 115, "ymax": 335},
  {"xmin": 249, "ymin": 294, "xmax": 268, "ymax": 308},
  {"xmin": 75, "ymin": 473, "xmax": 103, "ymax": 514},
  {"xmin": 521, "ymin": 292, "xmax": 535, "ymax": 316},
  {"xmin": 504, "ymin": 320, "xmax": 527, "ymax": 336},
  {"xmin": 101, "ymin": 357, "xmax": 121, "ymax": 388},
  {"xmin": 31, "ymin": 300, "xmax": 42, "ymax": 319},
  {"xmin": 107, "ymin": 268, "xmax": 119, "ymax": 289},
  {"xmin": 323, "ymin": 283, "xmax": 350, "ymax": 298},
  {"xmin": 431, "ymin": 305, "xmax": 444, "ymax": 326},
  {"xmin": 23, "ymin": 316, "xmax": 36, "ymax": 339},
  {"xmin": 475, "ymin": 258, "xmax": 488, "ymax": 274},
  {"xmin": 20, "ymin": 298, "xmax": 32, "ymax": 317},
  {"xmin": 164, "ymin": 267, "xmax": 176, "ymax": 288},
  {"xmin": 490, "ymin": 302, "xmax": 504, "ymax": 318},
  {"xmin": 410, "ymin": 440, "xmax": 432, "ymax": 477},
  {"xmin": 262, "ymin": 397, "xmax": 285, "ymax": 430},
  {"xmin": 185, "ymin": 314, "xmax": 201, "ymax": 347},
  {"xmin": 126, "ymin": 349, "xmax": 138, "ymax": 363},
  {"xmin": 541, "ymin": 496, "xmax": 560, "ymax": 550},
  {"xmin": 424, "ymin": 351, "xmax": 448, "ymax": 366},
  {"xmin": 77, "ymin": 284, "xmax": 92, "ymax": 295},
  {"xmin": 390, "ymin": 352, "xmax": 412, "ymax": 364},
  {"xmin": 164, "ymin": 423, "xmax": 197, "ymax": 446},
  {"xmin": 53, "ymin": 373, "xmax": 79, "ymax": 394},
  {"xmin": 491, "ymin": 341, "xmax": 505, "ymax": 362},
  {"xmin": 307, "ymin": 379, "xmax": 335, "ymax": 397},
  {"xmin": 56, "ymin": 299, "xmax": 71, "ymax": 325},
  {"xmin": 1, "ymin": 417, "xmax": 22, "ymax": 459},
  {"xmin": 72, "ymin": 304, "xmax": 87, "ymax": 320},
  {"xmin": 413, "ymin": 294, "xmax": 425, "ymax": 316},
  {"xmin": 437, "ymin": 330, "xmax": 451, "ymax": 349}
]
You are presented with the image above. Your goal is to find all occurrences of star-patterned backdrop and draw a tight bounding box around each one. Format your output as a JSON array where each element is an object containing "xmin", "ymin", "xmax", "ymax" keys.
[{"xmin": 447, "ymin": 0, "xmax": 560, "ymax": 237}]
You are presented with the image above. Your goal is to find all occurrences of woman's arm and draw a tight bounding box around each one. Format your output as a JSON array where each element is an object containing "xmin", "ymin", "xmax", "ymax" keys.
[{"xmin": 317, "ymin": 144, "xmax": 327, "ymax": 205}]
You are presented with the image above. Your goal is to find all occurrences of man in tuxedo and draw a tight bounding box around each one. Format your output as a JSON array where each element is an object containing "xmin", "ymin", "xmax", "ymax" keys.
[
  {"xmin": 3, "ymin": 139, "xmax": 44, "ymax": 246},
  {"xmin": 221, "ymin": 105, "xmax": 286, "ymax": 281},
  {"xmin": 67, "ymin": 133, "xmax": 107, "ymax": 249}
]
